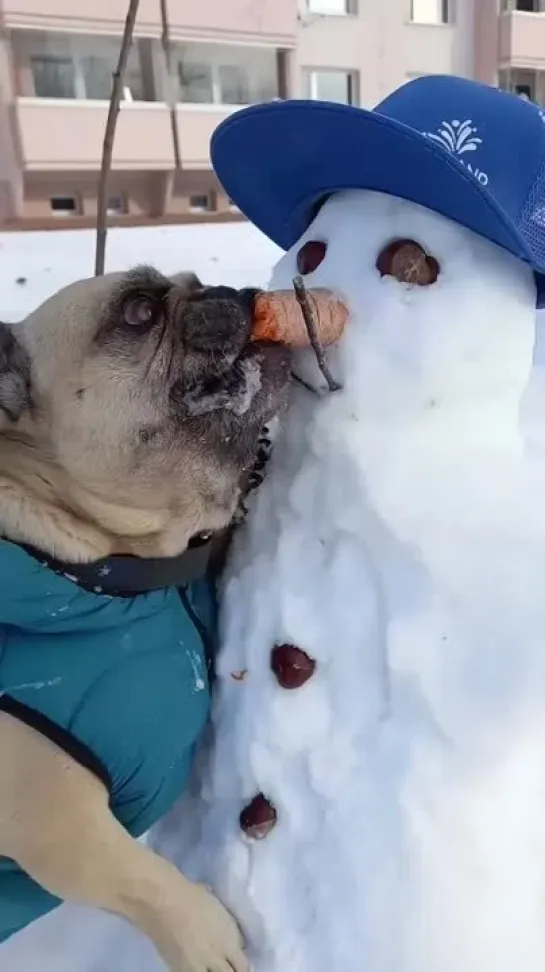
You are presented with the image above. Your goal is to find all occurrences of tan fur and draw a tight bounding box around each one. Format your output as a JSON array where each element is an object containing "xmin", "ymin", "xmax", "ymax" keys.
[
  {"xmin": 0, "ymin": 713, "xmax": 247, "ymax": 972},
  {"xmin": 0, "ymin": 431, "xmax": 236, "ymax": 561},
  {"xmin": 0, "ymin": 269, "xmax": 268, "ymax": 971},
  {"xmin": 0, "ymin": 274, "xmax": 238, "ymax": 562}
]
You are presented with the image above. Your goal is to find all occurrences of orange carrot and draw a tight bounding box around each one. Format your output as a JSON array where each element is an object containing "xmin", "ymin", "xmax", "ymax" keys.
[{"xmin": 251, "ymin": 289, "xmax": 348, "ymax": 349}]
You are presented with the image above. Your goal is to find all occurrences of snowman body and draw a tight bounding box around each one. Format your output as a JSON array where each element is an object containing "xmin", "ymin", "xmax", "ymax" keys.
[{"xmin": 174, "ymin": 189, "xmax": 545, "ymax": 972}]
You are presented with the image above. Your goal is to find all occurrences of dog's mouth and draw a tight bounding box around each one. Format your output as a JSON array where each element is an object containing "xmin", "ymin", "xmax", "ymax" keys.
[
  {"xmin": 179, "ymin": 342, "xmax": 291, "ymax": 420},
  {"xmin": 171, "ymin": 286, "xmax": 292, "ymax": 424}
]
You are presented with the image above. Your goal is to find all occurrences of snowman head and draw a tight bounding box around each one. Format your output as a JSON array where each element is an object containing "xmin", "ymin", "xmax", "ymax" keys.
[
  {"xmin": 268, "ymin": 189, "xmax": 536, "ymax": 418},
  {"xmin": 211, "ymin": 75, "xmax": 545, "ymax": 421}
]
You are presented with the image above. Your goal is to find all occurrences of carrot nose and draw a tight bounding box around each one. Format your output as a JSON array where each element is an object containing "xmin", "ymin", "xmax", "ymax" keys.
[{"xmin": 250, "ymin": 288, "xmax": 349, "ymax": 349}]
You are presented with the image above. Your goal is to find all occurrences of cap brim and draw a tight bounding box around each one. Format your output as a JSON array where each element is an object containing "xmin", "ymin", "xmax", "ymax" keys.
[{"xmin": 211, "ymin": 99, "xmax": 534, "ymax": 275}]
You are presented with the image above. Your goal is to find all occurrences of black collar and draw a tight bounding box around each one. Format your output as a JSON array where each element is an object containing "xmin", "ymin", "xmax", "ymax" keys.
[{"xmin": 15, "ymin": 533, "xmax": 213, "ymax": 598}]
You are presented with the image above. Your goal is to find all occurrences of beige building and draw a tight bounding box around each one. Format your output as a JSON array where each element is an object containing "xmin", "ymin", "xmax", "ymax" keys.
[{"xmin": 0, "ymin": 0, "xmax": 541, "ymax": 228}]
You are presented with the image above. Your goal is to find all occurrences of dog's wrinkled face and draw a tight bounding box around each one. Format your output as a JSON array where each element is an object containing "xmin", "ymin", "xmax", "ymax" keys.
[{"xmin": 0, "ymin": 267, "xmax": 291, "ymax": 557}]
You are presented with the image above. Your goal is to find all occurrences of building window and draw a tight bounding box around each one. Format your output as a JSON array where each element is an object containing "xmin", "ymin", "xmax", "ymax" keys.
[
  {"xmin": 504, "ymin": 0, "xmax": 545, "ymax": 10},
  {"xmin": 505, "ymin": 0, "xmax": 543, "ymax": 10},
  {"xmin": 175, "ymin": 43, "xmax": 279, "ymax": 105},
  {"xmin": 217, "ymin": 64, "xmax": 249, "ymax": 105},
  {"xmin": 498, "ymin": 69, "xmax": 540, "ymax": 102},
  {"xmin": 410, "ymin": 0, "xmax": 453, "ymax": 24},
  {"xmin": 303, "ymin": 68, "xmax": 359, "ymax": 105},
  {"xmin": 189, "ymin": 193, "xmax": 214, "ymax": 213},
  {"xmin": 81, "ymin": 55, "xmax": 115, "ymax": 100},
  {"xmin": 31, "ymin": 56, "xmax": 76, "ymax": 98},
  {"xmin": 107, "ymin": 194, "xmax": 127, "ymax": 216},
  {"xmin": 178, "ymin": 62, "xmax": 214, "ymax": 104},
  {"xmin": 304, "ymin": 0, "xmax": 357, "ymax": 14},
  {"xmin": 13, "ymin": 31, "xmax": 149, "ymax": 101},
  {"xmin": 50, "ymin": 195, "xmax": 79, "ymax": 217}
]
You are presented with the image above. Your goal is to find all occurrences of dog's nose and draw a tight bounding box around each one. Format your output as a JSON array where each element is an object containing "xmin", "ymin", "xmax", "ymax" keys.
[{"xmin": 182, "ymin": 286, "xmax": 258, "ymax": 353}]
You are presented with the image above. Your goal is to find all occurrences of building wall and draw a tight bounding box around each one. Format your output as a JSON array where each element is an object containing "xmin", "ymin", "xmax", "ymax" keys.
[
  {"xmin": 474, "ymin": 0, "xmax": 500, "ymax": 84},
  {"xmin": 18, "ymin": 168, "xmax": 234, "ymax": 224},
  {"xmin": 296, "ymin": 0, "xmax": 478, "ymax": 109},
  {"xmin": 0, "ymin": 0, "xmax": 543, "ymax": 229},
  {"xmin": 22, "ymin": 171, "xmax": 159, "ymax": 218},
  {"xmin": 0, "ymin": 0, "xmax": 297, "ymax": 43}
]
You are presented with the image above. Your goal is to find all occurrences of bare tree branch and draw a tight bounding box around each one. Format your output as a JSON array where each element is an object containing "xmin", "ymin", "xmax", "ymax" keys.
[
  {"xmin": 160, "ymin": 0, "xmax": 181, "ymax": 170},
  {"xmin": 95, "ymin": 0, "xmax": 140, "ymax": 276}
]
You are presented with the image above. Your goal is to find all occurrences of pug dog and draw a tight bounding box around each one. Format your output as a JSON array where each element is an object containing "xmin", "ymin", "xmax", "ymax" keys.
[{"xmin": 0, "ymin": 267, "xmax": 291, "ymax": 971}]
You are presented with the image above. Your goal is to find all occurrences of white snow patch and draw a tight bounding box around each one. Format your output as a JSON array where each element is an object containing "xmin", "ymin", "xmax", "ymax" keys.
[
  {"xmin": 0, "ymin": 221, "xmax": 280, "ymax": 323},
  {"xmin": 170, "ymin": 191, "xmax": 545, "ymax": 972},
  {"xmin": 182, "ymin": 356, "xmax": 263, "ymax": 418},
  {"xmin": 0, "ymin": 677, "xmax": 62, "ymax": 695},
  {"xmin": 229, "ymin": 357, "xmax": 263, "ymax": 417}
]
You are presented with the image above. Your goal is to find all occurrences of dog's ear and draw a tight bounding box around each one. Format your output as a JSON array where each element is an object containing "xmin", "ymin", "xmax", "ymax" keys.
[
  {"xmin": 170, "ymin": 271, "xmax": 203, "ymax": 293},
  {"xmin": 0, "ymin": 322, "xmax": 31, "ymax": 424}
]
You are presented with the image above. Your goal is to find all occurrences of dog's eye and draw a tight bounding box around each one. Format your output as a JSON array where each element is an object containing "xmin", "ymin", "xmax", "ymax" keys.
[
  {"xmin": 123, "ymin": 295, "xmax": 157, "ymax": 328},
  {"xmin": 296, "ymin": 240, "xmax": 327, "ymax": 276},
  {"xmin": 376, "ymin": 239, "xmax": 440, "ymax": 286}
]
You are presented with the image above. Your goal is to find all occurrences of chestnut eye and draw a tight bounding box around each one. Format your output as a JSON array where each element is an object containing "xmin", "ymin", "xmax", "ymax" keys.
[
  {"xmin": 123, "ymin": 295, "xmax": 156, "ymax": 328},
  {"xmin": 296, "ymin": 240, "xmax": 327, "ymax": 275},
  {"xmin": 376, "ymin": 239, "xmax": 440, "ymax": 286}
]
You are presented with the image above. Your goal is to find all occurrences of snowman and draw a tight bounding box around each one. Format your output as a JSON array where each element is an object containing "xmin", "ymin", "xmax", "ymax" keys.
[{"xmin": 151, "ymin": 76, "xmax": 545, "ymax": 972}]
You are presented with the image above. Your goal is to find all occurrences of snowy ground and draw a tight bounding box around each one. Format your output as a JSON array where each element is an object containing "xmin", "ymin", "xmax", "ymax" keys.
[
  {"xmin": 0, "ymin": 220, "xmax": 280, "ymax": 972},
  {"xmin": 0, "ymin": 220, "xmax": 281, "ymax": 322}
]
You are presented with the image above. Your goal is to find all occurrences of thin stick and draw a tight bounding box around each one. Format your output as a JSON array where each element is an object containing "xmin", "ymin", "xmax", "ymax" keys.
[
  {"xmin": 95, "ymin": 0, "xmax": 140, "ymax": 276},
  {"xmin": 292, "ymin": 275, "xmax": 341, "ymax": 392},
  {"xmin": 160, "ymin": 0, "xmax": 181, "ymax": 170}
]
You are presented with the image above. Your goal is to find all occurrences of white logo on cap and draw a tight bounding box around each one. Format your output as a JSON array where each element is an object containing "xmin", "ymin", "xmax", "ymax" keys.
[{"xmin": 424, "ymin": 119, "xmax": 489, "ymax": 186}]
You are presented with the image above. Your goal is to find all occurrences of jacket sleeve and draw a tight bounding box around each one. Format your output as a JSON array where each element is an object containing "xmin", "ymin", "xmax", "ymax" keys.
[{"xmin": 68, "ymin": 639, "xmax": 209, "ymax": 837}]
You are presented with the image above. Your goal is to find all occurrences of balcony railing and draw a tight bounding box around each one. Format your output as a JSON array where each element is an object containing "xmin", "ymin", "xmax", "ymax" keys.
[
  {"xmin": 500, "ymin": 9, "xmax": 545, "ymax": 67},
  {"xmin": 15, "ymin": 99, "xmax": 176, "ymax": 169}
]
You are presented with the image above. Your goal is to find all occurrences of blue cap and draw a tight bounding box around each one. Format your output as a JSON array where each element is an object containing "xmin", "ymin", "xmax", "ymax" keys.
[{"xmin": 211, "ymin": 75, "xmax": 545, "ymax": 307}]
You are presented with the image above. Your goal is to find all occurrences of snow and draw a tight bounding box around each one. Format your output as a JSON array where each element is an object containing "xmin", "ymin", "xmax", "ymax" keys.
[
  {"xmin": 4, "ymin": 198, "xmax": 545, "ymax": 972},
  {"xmin": 167, "ymin": 190, "xmax": 545, "ymax": 972},
  {"xmin": 0, "ymin": 220, "xmax": 281, "ymax": 322}
]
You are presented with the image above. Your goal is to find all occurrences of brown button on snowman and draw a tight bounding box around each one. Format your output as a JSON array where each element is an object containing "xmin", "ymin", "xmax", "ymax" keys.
[{"xmin": 239, "ymin": 645, "xmax": 316, "ymax": 841}]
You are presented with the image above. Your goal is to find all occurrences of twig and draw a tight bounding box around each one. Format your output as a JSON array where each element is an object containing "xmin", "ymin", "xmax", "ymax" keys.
[
  {"xmin": 95, "ymin": 0, "xmax": 140, "ymax": 276},
  {"xmin": 160, "ymin": 0, "xmax": 181, "ymax": 170},
  {"xmin": 292, "ymin": 275, "xmax": 341, "ymax": 392},
  {"xmin": 291, "ymin": 372, "xmax": 320, "ymax": 396}
]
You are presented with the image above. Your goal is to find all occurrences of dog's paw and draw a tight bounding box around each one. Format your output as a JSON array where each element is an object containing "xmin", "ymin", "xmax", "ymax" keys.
[{"xmin": 160, "ymin": 880, "xmax": 249, "ymax": 972}]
